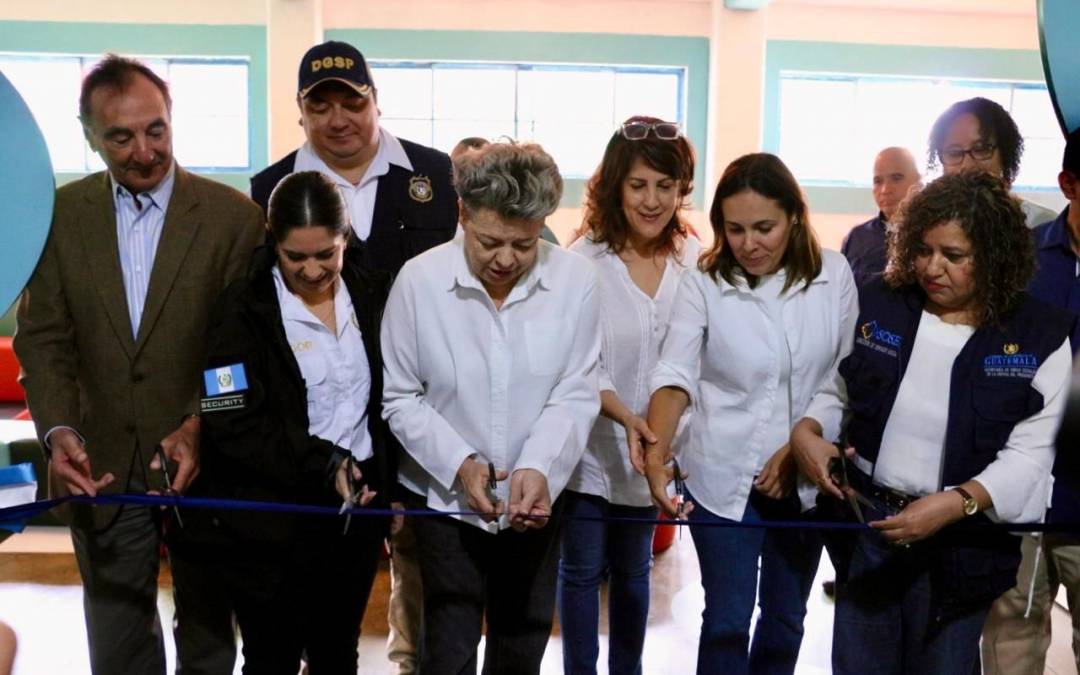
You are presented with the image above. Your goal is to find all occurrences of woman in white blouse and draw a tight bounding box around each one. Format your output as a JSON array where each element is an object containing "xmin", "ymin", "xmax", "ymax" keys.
[
  {"xmin": 643, "ymin": 153, "xmax": 858, "ymax": 675},
  {"xmin": 559, "ymin": 116, "xmax": 699, "ymax": 675},
  {"xmin": 791, "ymin": 171, "xmax": 1073, "ymax": 674}
]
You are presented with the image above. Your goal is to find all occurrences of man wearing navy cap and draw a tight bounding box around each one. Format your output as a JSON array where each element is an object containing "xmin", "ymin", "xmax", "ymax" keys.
[
  {"xmin": 250, "ymin": 40, "xmax": 458, "ymax": 276},
  {"xmin": 251, "ymin": 40, "xmax": 456, "ymax": 674}
]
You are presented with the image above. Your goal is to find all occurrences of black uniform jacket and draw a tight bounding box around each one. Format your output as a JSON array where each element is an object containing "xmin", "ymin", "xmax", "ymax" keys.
[
  {"xmin": 178, "ymin": 243, "xmax": 398, "ymax": 554},
  {"xmin": 250, "ymin": 138, "xmax": 458, "ymax": 276}
]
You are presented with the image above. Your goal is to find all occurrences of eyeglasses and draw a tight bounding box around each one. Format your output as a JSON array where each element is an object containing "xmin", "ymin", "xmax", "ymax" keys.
[
  {"xmin": 620, "ymin": 121, "xmax": 681, "ymax": 141},
  {"xmin": 939, "ymin": 143, "xmax": 997, "ymax": 166}
]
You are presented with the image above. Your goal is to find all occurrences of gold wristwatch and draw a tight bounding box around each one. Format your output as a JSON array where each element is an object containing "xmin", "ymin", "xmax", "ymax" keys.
[{"xmin": 953, "ymin": 487, "xmax": 979, "ymax": 516}]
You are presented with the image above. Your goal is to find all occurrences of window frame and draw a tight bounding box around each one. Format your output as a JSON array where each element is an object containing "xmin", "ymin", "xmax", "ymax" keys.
[{"xmin": 369, "ymin": 59, "xmax": 688, "ymax": 179}]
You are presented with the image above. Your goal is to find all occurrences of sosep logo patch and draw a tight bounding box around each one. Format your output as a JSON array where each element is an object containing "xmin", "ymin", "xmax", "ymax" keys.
[{"xmin": 856, "ymin": 320, "xmax": 903, "ymax": 357}]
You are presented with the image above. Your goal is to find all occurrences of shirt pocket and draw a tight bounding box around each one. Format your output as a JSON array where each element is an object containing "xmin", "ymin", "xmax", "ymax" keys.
[
  {"xmin": 524, "ymin": 319, "xmax": 571, "ymax": 377},
  {"xmin": 296, "ymin": 352, "xmax": 331, "ymax": 428},
  {"xmin": 971, "ymin": 381, "xmax": 1041, "ymax": 456}
]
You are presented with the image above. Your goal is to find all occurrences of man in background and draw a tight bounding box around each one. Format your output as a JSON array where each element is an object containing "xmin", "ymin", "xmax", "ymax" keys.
[
  {"xmin": 841, "ymin": 146, "xmax": 920, "ymax": 288},
  {"xmin": 982, "ymin": 127, "xmax": 1080, "ymax": 675},
  {"xmin": 250, "ymin": 40, "xmax": 458, "ymax": 275}
]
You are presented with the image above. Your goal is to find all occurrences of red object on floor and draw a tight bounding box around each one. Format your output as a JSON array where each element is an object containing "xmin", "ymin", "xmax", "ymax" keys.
[
  {"xmin": 13, "ymin": 408, "xmax": 30, "ymax": 421},
  {"xmin": 0, "ymin": 337, "xmax": 25, "ymax": 403},
  {"xmin": 652, "ymin": 511, "xmax": 677, "ymax": 554}
]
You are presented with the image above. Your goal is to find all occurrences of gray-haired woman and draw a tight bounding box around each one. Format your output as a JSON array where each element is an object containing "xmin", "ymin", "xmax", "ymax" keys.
[{"xmin": 381, "ymin": 141, "xmax": 602, "ymax": 673}]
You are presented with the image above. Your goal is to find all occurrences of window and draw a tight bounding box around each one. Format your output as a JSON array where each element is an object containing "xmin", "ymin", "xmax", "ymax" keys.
[
  {"xmin": 372, "ymin": 62, "xmax": 685, "ymax": 178},
  {"xmin": 0, "ymin": 53, "xmax": 250, "ymax": 172},
  {"xmin": 777, "ymin": 73, "xmax": 1062, "ymax": 190}
]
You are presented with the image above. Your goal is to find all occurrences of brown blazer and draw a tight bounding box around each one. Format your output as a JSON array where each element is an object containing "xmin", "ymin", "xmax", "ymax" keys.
[{"xmin": 14, "ymin": 166, "xmax": 264, "ymax": 530}]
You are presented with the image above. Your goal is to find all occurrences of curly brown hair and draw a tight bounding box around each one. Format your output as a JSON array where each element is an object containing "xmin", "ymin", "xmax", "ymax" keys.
[
  {"xmin": 885, "ymin": 170, "xmax": 1034, "ymax": 326},
  {"xmin": 700, "ymin": 153, "xmax": 821, "ymax": 293},
  {"xmin": 579, "ymin": 115, "xmax": 695, "ymax": 255}
]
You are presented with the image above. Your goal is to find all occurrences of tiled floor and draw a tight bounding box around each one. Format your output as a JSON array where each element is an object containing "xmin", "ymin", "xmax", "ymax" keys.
[{"xmin": 0, "ymin": 526, "xmax": 1076, "ymax": 674}]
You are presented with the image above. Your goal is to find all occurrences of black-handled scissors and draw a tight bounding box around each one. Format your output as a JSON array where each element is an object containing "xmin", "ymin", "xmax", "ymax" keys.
[{"xmin": 154, "ymin": 444, "xmax": 184, "ymax": 529}]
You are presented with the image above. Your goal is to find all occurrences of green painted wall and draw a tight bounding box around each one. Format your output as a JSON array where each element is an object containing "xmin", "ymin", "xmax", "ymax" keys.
[
  {"xmin": 328, "ymin": 28, "xmax": 711, "ymax": 209},
  {"xmin": 763, "ymin": 40, "xmax": 1048, "ymax": 214},
  {"xmin": 0, "ymin": 20, "xmax": 267, "ymax": 187}
]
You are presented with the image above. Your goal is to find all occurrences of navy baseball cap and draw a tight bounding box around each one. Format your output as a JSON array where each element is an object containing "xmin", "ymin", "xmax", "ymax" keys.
[{"xmin": 298, "ymin": 41, "xmax": 374, "ymax": 98}]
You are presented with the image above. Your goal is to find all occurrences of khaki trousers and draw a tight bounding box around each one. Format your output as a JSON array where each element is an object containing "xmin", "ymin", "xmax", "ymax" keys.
[{"xmin": 982, "ymin": 533, "xmax": 1080, "ymax": 674}]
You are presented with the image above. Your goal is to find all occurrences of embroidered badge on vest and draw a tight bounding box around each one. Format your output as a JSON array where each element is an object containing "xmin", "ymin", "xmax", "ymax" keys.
[
  {"xmin": 983, "ymin": 343, "xmax": 1038, "ymax": 379},
  {"xmin": 856, "ymin": 320, "xmax": 903, "ymax": 357},
  {"xmin": 409, "ymin": 175, "xmax": 433, "ymax": 203}
]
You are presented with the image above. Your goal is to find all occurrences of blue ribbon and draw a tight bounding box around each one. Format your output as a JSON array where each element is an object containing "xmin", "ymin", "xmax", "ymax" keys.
[{"xmin": 2, "ymin": 491, "xmax": 1080, "ymax": 533}]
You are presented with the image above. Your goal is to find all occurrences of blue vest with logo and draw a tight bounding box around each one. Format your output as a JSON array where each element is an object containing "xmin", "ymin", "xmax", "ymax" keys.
[
  {"xmin": 838, "ymin": 278, "xmax": 1072, "ymax": 613},
  {"xmin": 842, "ymin": 279, "xmax": 1070, "ymax": 487}
]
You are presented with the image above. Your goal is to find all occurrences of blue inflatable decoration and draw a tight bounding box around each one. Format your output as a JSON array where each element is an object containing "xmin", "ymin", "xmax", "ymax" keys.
[
  {"xmin": 1039, "ymin": 0, "xmax": 1080, "ymax": 136},
  {"xmin": 0, "ymin": 71, "xmax": 54, "ymax": 316}
]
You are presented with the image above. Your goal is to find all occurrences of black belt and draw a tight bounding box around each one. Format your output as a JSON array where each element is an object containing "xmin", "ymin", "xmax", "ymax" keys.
[{"xmin": 847, "ymin": 466, "xmax": 922, "ymax": 514}]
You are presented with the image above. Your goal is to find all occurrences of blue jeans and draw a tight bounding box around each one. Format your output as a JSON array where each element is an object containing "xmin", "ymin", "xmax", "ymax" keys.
[
  {"xmin": 832, "ymin": 503, "xmax": 991, "ymax": 675},
  {"xmin": 557, "ymin": 491, "xmax": 658, "ymax": 675},
  {"xmin": 687, "ymin": 489, "xmax": 821, "ymax": 675}
]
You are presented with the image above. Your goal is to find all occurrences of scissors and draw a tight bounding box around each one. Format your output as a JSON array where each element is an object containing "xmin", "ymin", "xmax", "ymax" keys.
[
  {"xmin": 828, "ymin": 452, "xmax": 874, "ymax": 524},
  {"xmin": 671, "ymin": 458, "xmax": 687, "ymax": 538},
  {"xmin": 339, "ymin": 456, "xmax": 359, "ymax": 534},
  {"xmin": 153, "ymin": 444, "xmax": 184, "ymax": 529}
]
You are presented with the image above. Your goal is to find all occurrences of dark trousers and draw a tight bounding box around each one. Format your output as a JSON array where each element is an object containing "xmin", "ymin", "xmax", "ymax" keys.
[
  {"xmin": 413, "ymin": 502, "xmax": 564, "ymax": 675},
  {"xmin": 71, "ymin": 504, "xmax": 236, "ymax": 675},
  {"xmin": 832, "ymin": 504, "xmax": 990, "ymax": 674},
  {"xmin": 556, "ymin": 491, "xmax": 657, "ymax": 675},
  {"xmin": 686, "ymin": 490, "xmax": 821, "ymax": 675},
  {"xmin": 228, "ymin": 515, "xmax": 385, "ymax": 675}
]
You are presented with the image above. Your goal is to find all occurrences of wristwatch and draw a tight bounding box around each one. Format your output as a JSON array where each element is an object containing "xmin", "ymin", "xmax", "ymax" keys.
[{"xmin": 953, "ymin": 487, "xmax": 979, "ymax": 516}]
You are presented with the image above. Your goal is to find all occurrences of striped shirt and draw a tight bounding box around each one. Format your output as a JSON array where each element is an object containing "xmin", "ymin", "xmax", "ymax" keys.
[{"xmin": 110, "ymin": 165, "xmax": 175, "ymax": 337}]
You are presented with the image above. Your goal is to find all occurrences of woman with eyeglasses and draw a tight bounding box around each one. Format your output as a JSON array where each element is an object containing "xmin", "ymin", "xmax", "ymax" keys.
[
  {"xmin": 643, "ymin": 153, "xmax": 858, "ymax": 675},
  {"xmin": 928, "ymin": 96, "xmax": 1057, "ymax": 227},
  {"xmin": 791, "ymin": 171, "xmax": 1072, "ymax": 673},
  {"xmin": 557, "ymin": 116, "xmax": 698, "ymax": 675},
  {"xmin": 175, "ymin": 171, "xmax": 396, "ymax": 674}
]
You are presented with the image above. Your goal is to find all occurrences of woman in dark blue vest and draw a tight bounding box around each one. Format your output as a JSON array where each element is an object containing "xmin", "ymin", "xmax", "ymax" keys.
[{"xmin": 791, "ymin": 170, "xmax": 1073, "ymax": 674}]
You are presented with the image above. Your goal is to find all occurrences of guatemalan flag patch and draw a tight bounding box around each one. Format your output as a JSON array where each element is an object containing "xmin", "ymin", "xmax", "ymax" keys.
[{"xmin": 204, "ymin": 363, "xmax": 249, "ymax": 397}]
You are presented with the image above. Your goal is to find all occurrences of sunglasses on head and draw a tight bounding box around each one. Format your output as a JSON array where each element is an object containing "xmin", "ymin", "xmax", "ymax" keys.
[{"xmin": 620, "ymin": 121, "xmax": 681, "ymax": 141}]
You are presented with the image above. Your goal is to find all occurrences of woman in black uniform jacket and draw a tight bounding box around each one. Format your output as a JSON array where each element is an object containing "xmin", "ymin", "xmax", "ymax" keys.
[{"xmin": 180, "ymin": 171, "xmax": 396, "ymax": 674}]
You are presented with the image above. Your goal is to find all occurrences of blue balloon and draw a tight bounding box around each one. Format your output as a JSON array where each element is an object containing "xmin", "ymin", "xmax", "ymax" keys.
[
  {"xmin": 1039, "ymin": 0, "xmax": 1080, "ymax": 136},
  {"xmin": 0, "ymin": 72, "xmax": 54, "ymax": 315}
]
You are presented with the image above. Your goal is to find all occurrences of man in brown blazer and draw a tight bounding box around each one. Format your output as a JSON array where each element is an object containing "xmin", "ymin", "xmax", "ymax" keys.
[{"xmin": 13, "ymin": 55, "xmax": 263, "ymax": 675}]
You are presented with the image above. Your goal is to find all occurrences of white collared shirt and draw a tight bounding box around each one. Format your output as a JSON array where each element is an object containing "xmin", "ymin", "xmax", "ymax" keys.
[
  {"xmin": 566, "ymin": 235, "xmax": 701, "ymax": 507},
  {"xmin": 381, "ymin": 234, "xmax": 602, "ymax": 532},
  {"xmin": 272, "ymin": 266, "xmax": 373, "ymax": 461},
  {"xmin": 649, "ymin": 250, "xmax": 858, "ymax": 521},
  {"xmin": 111, "ymin": 164, "xmax": 176, "ymax": 337},
  {"xmin": 293, "ymin": 127, "xmax": 413, "ymax": 240}
]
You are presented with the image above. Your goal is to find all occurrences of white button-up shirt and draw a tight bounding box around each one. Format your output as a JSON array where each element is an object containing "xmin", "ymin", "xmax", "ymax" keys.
[
  {"xmin": 567, "ymin": 235, "xmax": 701, "ymax": 507},
  {"xmin": 649, "ymin": 249, "xmax": 858, "ymax": 521},
  {"xmin": 111, "ymin": 164, "xmax": 175, "ymax": 337},
  {"xmin": 293, "ymin": 127, "xmax": 413, "ymax": 240},
  {"xmin": 381, "ymin": 234, "xmax": 602, "ymax": 532},
  {"xmin": 273, "ymin": 266, "xmax": 373, "ymax": 461}
]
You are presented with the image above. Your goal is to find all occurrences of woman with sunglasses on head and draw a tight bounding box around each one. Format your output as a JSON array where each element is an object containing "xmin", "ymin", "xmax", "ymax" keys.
[
  {"xmin": 175, "ymin": 171, "xmax": 396, "ymax": 674},
  {"xmin": 642, "ymin": 153, "xmax": 858, "ymax": 675},
  {"xmin": 557, "ymin": 116, "xmax": 698, "ymax": 675},
  {"xmin": 791, "ymin": 171, "xmax": 1072, "ymax": 674},
  {"xmin": 928, "ymin": 96, "xmax": 1057, "ymax": 228}
]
